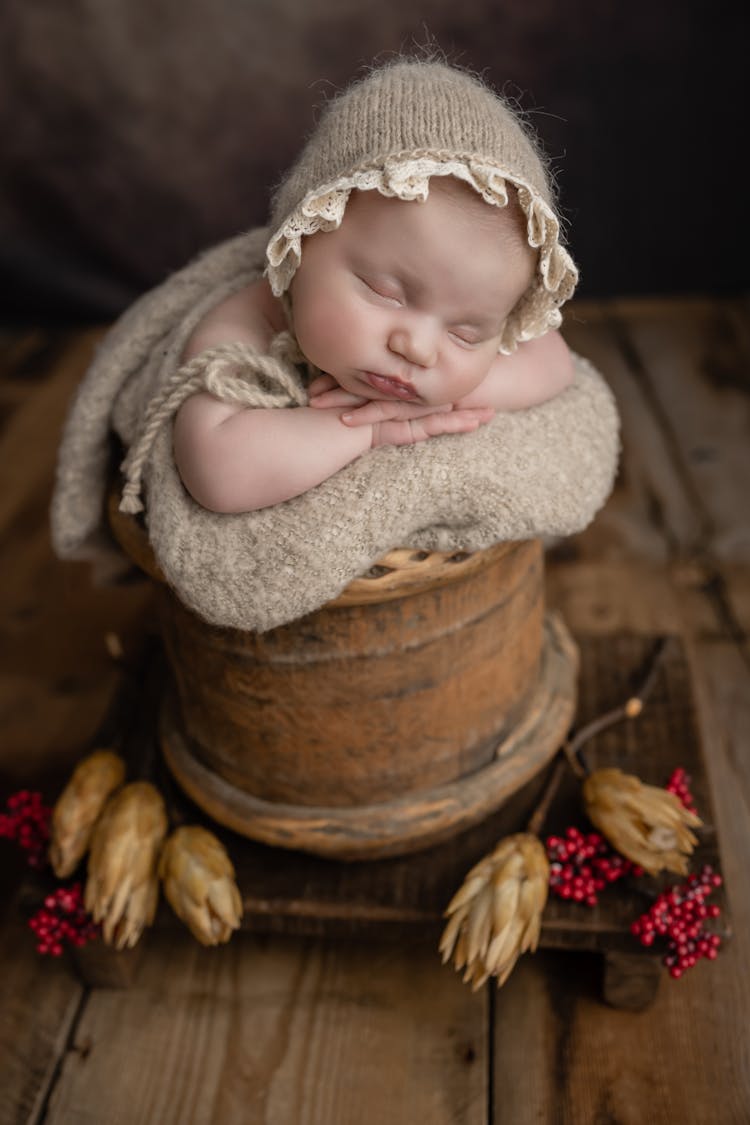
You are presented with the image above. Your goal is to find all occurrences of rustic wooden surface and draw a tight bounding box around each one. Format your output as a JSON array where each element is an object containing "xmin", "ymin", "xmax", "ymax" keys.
[{"xmin": 1, "ymin": 297, "xmax": 749, "ymax": 1123}]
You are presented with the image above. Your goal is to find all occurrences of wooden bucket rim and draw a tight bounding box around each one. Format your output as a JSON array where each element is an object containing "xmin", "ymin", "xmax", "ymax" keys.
[{"xmin": 106, "ymin": 478, "xmax": 522, "ymax": 607}]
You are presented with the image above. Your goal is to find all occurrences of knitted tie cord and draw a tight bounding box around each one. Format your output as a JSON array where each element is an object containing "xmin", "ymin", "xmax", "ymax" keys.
[{"xmin": 119, "ymin": 333, "xmax": 308, "ymax": 515}]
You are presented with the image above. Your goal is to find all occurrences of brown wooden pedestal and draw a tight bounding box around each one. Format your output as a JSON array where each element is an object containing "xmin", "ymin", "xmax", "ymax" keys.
[
  {"xmin": 160, "ymin": 610, "xmax": 577, "ymax": 859},
  {"xmin": 108, "ymin": 486, "xmax": 579, "ymax": 860}
]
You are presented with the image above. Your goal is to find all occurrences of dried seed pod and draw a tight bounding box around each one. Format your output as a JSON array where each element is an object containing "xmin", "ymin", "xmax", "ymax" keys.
[
  {"xmin": 159, "ymin": 826, "xmax": 243, "ymax": 946},
  {"xmin": 85, "ymin": 782, "xmax": 168, "ymax": 950},
  {"xmin": 583, "ymin": 767, "xmax": 702, "ymax": 876},
  {"xmin": 440, "ymin": 833, "xmax": 549, "ymax": 990},
  {"xmin": 50, "ymin": 750, "xmax": 126, "ymax": 877}
]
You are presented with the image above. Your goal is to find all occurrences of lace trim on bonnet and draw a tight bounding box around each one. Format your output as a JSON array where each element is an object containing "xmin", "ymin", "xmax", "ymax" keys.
[{"xmin": 265, "ymin": 154, "xmax": 578, "ymax": 354}]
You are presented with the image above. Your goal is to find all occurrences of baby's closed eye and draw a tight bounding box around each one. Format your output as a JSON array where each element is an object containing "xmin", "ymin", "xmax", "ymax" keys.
[
  {"xmin": 448, "ymin": 328, "xmax": 482, "ymax": 348},
  {"xmin": 357, "ymin": 275, "xmax": 403, "ymax": 306}
]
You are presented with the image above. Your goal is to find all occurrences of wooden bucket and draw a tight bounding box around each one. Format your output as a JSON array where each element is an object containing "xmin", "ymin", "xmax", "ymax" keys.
[{"xmin": 109, "ymin": 488, "xmax": 578, "ymax": 859}]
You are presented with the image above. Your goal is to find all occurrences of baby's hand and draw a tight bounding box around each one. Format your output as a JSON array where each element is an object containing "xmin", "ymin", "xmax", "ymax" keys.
[
  {"xmin": 307, "ymin": 373, "xmax": 495, "ymax": 446},
  {"xmin": 307, "ymin": 374, "xmax": 365, "ymax": 409},
  {"xmin": 309, "ymin": 377, "xmax": 459, "ymax": 424},
  {"xmin": 340, "ymin": 398, "xmax": 454, "ymax": 425},
  {"xmin": 370, "ymin": 407, "xmax": 495, "ymax": 448}
]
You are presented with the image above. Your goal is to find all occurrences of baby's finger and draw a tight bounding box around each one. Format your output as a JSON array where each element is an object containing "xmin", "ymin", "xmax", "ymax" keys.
[
  {"xmin": 309, "ymin": 388, "xmax": 367, "ymax": 409},
  {"xmin": 307, "ymin": 374, "xmax": 338, "ymax": 396},
  {"xmin": 424, "ymin": 407, "xmax": 495, "ymax": 435},
  {"xmin": 341, "ymin": 400, "xmax": 452, "ymax": 425}
]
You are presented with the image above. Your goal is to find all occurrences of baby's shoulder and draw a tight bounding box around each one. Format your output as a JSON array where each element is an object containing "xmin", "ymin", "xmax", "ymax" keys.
[{"xmin": 183, "ymin": 277, "xmax": 286, "ymax": 361}]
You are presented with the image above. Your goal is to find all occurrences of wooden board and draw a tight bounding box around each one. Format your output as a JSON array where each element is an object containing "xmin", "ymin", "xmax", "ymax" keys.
[
  {"xmin": 46, "ymin": 932, "xmax": 488, "ymax": 1125},
  {"xmin": 0, "ymin": 915, "xmax": 83, "ymax": 1125}
]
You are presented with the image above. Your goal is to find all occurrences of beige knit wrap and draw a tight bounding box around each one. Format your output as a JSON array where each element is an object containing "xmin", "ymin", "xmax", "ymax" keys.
[{"xmin": 265, "ymin": 60, "xmax": 578, "ymax": 353}]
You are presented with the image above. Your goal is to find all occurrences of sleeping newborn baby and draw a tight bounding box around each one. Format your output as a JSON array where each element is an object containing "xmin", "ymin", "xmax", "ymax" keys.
[
  {"xmin": 174, "ymin": 173, "xmax": 575, "ymax": 512},
  {"xmin": 112, "ymin": 56, "xmax": 580, "ymax": 519},
  {"xmin": 52, "ymin": 58, "xmax": 618, "ymax": 633}
]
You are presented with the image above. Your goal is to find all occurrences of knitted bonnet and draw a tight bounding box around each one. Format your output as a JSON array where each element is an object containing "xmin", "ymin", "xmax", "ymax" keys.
[{"xmin": 266, "ymin": 59, "xmax": 578, "ymax": 353}]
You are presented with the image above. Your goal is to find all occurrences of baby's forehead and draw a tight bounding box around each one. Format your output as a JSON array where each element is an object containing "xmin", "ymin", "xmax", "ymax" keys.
[
  {"xmin": 343, "ymin": 179, "xmax": 527, "ymax": 243},
  {"xmin": 423, "ymin": 174, "xmax": 517, "ymax": 214},
  {"xmin": 320, "ymin": 183, "xmax": 534, "ymax": 319}
]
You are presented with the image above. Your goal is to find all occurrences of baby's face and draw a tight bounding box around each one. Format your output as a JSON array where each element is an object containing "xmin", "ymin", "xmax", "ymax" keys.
[{"xmin": 289, "ymin": 180, "xmax": 535, "ymax": 406}]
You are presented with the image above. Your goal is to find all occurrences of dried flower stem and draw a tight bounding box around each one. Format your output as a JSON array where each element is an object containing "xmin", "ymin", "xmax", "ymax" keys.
[
  {"xmin": 525, "ymin": 636, "xmax": 672, "ymax": 838},
  {"xmin": 526, "ymin": 758, "xmax": 567, "ymax": 837},
  {"xmin": 566, "ymin": 636, "xmax": 671, "ymax": 777}
]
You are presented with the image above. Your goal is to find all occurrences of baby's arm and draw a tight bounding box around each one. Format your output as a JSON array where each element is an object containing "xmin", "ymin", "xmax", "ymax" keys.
[
  {"xmin": 174, "ymin": 281, "xmax": 492, "ymax": 512},
  {"xmin": 174, "ymin": 396, "xmax": 493, "ymax": 512},
  {"xmin": 174, "ymin": 280, "xmax": 372, "ymax": 511},
  {"xmin": 455, "ymin": 329, "xmax": 575, "ymax": 411},
  {"xmin": 174, "ymin": 396, "xmax": 374, "ymax": 512}
]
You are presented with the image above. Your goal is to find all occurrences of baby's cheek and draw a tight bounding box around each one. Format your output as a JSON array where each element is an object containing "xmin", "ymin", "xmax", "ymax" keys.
[
  {"xmin": 457, "ymin": 354, "xmax": 494, "ymax": 396},
  {"xmin": 298, "ymin": 296, "xmax": 365, "ymax": 367},
  {"xmin": 294, "ymin": 298, "xmax": 335, "ymax": 362}
]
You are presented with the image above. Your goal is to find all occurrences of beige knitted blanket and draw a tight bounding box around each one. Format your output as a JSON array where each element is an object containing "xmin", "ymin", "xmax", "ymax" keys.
[{"xmin": 51, "ymin": 226, "xmax": 619, "ymax": 633}]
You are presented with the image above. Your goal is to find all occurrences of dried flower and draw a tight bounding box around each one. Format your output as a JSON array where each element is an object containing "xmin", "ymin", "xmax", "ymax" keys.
[
  {"xmin": 85, "ymin": 782, "xmax": 168, "ymax": 950},
  {"xmin": 440, "ymin": 833, "xmax": 549, "ymax": 990},
  {"xmin": 50, "ymin": 750, "xmax": 126, "ymax": 877},
  {"xmin": 159, "ymin": 826, "xmax": 243, "ymax": 946},
  {"xmin": 583, "ymin": 768, "xmax": 702, "ymax": 876}
]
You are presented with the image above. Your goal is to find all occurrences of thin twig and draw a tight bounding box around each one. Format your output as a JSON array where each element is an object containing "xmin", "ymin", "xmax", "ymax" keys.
[
  {"xmin": 525, "ymin": 636, "xmax": 672, "ymax": 838},
  {"xmin": 567, "ymin": 636, "xmax": 671, "ymax": 776},
  {"xmin": 526, "ymin": 757, "xmax": 567, "ymax": 836}
]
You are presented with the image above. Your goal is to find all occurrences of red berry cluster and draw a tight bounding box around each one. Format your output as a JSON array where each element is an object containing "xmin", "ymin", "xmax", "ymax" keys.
[
  {"xmin": 546, "ymin": 826, "xmax": 644, "ymax": 906},
  {"xmin": 28, "ymin": 884, "xmax": 99, "ymax": 956},
  {"xmin": 630, "ymin": 865, "xmax": 722, "ymax": 978},
  {"xmin": 0, "ymin": 790, "xmax": 51, "ymax": 869},
  {"xmin": 666, "ymin": 767, "xmax": 698, "ymax": 814}
]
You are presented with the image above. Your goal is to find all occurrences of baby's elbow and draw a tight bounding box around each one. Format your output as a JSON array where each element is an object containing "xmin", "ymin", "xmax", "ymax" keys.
[
  {"xmin": 173, "ymin": 448, "xmax": 235, "ymax": 513},
  {"xmin": 173, "ymin": 408, "xmax": 244, "ymax": 513},
  {"xmin": 176, "ymin": 460, "xmax": 270, "ymax": 513},
  {"xmin": 182, "ymin": 476, "xmax": 237, "ymax": 514},
  {"xmin": 174, "ymin": 438, "xmax": 267, "ymax": 513},
  {"xmin": 172, "ymin": 397, "xmax": 303, "ymax": 512},
  {"xmin": 173, "ymin": 433, "xmax": 281, "ymax": 514}
]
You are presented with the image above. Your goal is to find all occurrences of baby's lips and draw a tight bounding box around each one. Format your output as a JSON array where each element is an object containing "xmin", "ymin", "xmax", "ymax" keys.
[{"xmin": 364, "ymin": 372, "xmax": 419, "ymax": 400}]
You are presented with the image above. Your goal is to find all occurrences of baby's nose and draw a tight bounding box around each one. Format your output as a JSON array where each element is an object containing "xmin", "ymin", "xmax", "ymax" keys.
[{"xmin": 388, "ymin": 324, "xmax": 437, "ymax": 368}]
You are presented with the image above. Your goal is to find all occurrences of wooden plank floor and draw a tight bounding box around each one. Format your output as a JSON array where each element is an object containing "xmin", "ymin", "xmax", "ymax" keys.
[{"xmin": 1, "ymin": 297, "xmax": 749, "ymax": 1124}]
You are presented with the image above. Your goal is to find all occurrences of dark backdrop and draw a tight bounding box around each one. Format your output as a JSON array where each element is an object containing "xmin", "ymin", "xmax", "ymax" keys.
[{"xmin": 1, "ymin": 0, "xmax": 745, "ymax": 323}]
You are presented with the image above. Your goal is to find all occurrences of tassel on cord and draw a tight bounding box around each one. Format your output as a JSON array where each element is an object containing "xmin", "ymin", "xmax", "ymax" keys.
[{"xmin": 118, "ymin": 334, "xmax": 309, "ymax": 516}]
